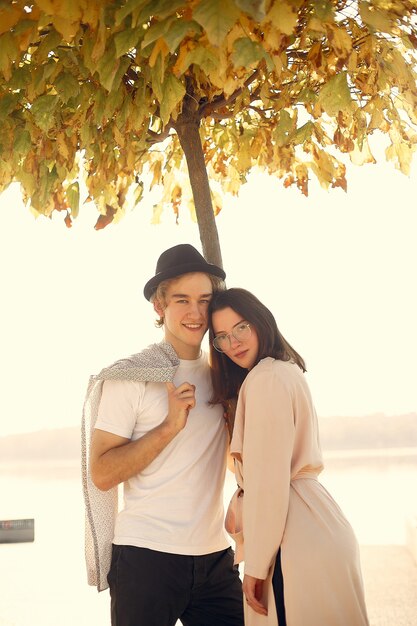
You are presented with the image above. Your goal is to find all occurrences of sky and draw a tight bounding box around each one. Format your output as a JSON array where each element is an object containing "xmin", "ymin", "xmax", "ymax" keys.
[{"xmin": 0, "ymin": 150, "xmax": 416, "ymax": 436}]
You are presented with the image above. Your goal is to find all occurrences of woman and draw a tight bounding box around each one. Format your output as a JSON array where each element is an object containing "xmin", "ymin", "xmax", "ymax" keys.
[{"xmin": 209, "ymin": 288, "xmax": 369, "ymax": 626}]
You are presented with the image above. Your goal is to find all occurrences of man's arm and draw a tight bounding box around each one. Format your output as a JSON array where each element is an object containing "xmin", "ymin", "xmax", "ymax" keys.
[{"xmin": 90, "ymin": 381, "xmax": 195, "ymax": 491}]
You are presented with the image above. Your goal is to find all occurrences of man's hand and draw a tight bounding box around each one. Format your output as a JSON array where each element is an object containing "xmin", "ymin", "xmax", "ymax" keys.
[
  {"xmin": 165, "ymin": 381, "xmax": 196, "ymax": 433},
  {"xmin": 243, "ymin": 574, "xmax": 268, "ymax": 616}
]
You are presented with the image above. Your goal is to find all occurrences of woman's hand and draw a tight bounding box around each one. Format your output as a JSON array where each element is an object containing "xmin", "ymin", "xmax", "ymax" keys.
[{"xmin": 243, "ymin": 574, "xmax": 268, "ymax": 616}]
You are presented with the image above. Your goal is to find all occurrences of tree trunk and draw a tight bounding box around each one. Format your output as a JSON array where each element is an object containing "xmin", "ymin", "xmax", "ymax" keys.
[{"xmin": 174, "ymin": 111, "xmax": 223, "ymax": 268}]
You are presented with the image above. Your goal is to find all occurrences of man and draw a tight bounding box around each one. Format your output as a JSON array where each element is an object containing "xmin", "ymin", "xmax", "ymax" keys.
[{"xmin": 82, "ymin": 244, "xmax": 244, "ymax": 626}]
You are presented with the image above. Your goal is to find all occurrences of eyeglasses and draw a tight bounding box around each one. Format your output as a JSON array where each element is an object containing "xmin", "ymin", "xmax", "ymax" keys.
[{"xmin": 212, "ymin": 322, "xmax": 251, "ymax": 352}]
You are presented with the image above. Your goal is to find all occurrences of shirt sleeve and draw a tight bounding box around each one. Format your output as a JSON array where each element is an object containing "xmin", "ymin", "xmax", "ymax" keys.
[
  {"xmin": 95, "ymin": 379, "xmax": 144, "ymax": 439},
  {"xmin": 242, "ymin": 366, "xmax": 295, "ymax": 579}
]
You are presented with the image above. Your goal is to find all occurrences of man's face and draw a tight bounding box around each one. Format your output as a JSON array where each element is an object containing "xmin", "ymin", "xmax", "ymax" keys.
[{"xmin": 154, "ymin": 272, "xmax": 213, "ymax": 359}]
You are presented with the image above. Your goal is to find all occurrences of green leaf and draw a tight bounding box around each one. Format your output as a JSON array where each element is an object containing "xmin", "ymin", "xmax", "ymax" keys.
[
  {"xmin": 7, "ymin": 64, "xmax": 31, "ymax": 89},
  {"xmin": 114, "ymin": 26, "xmax": 143, "ymax": 58},
  {"xmin": 111, "ymin": 56, "xmax": 131, "ymax": 92},
  {"xmin": 318, "ymin": 73, "xmax": 353, "ymax": 116},
  {"xmin": 163, "ymin": 19, "xmax": 201, "ymax": 54},
  {"xmin": 13, "ymin": 128, "xmax": 32, "ymax": 154},
  {"xmin": 313, "ymin": 0, "xmax": 334, "ymax": 21},
  {"xmin": 104, "ymin": 88, "xmax": 124, "ymax": 120},
  {"xmin": 0, "ymin": 92, "xmax": 19, "ymax": 118},
  {"xmin": 141, "ymin": 16, "xmax": 176, "ymax": 49},
  {"xmin": 31, "ymin": 94, "xmax": 58, "ymax": 131},
  {"xmin": 150, "ymin": 52, "xmax": 165, "ymax": 100},
  {"xmin": 193, "ymin": 0, "xmax": 239, "ymax": 47},
  {"xmin": 96, "ymin": 42, "xmax": 126, "ymax": 92},
  {"xmin": 232, "ymin": 37, "xmax": 265, "ymax": 68},
  {"xmin": 0, "ymin": 31, "xmax": 19, "ymax": 62},
  {"xmin": 133, "ymin": 181, "xmax": 144, "ymax": 205},
  {"xmin": 93, "ymin": 88, "xmax": 107, "ymax": 125},
  {"xmin": 175, "ymin": 45, "xmax": 218, "ymax": 75},
  {"xmin": 54, "ymin": 72, "xmax": 80, "ymax": 103},
  {"xmin": 115, "ymin": 0, "xmax": 149, "ymax": 26},
  {"xmin": 274, "ymin": 110, "xmax": 294, "ymax": 146},
  {"xmin": 34, "ymin": 163, "xmax": 59, "ymax": 211},
  {"xmin": 235, "ymin": 0, "xmax": 267, "ymax": 22},
  {"xmin": 19, "ymin": 169, "xmax": 37, "ymax": 197},
  {"xmin": 66, "ymin": 181, "xmax": 80, "ymax": 217},
  {"xmin": 293, "ymin": 121, "xmax": 314, "ymax": 145},
  {"xmin": 11, "ymin": 18, "xmax": 35, "ymax": 36},
  {"xmin": 35, "ymin": 28, "xmax": 63, "ymax": 63},
  {"xmin": 149, "ymin": 0, "xmax": 185, "ymax": 20},
  {"xmin": 159, "ymin": 73, "xmax": 185, "ymax": 125}
]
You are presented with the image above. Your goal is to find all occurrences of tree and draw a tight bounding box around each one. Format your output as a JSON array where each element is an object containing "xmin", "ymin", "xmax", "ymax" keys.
[{"xmin": 1, "ymin": 0, "xmax": 417, "ymax": 267}]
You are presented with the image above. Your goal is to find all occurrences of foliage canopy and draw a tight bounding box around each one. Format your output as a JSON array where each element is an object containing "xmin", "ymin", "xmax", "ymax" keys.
[{"xmin": 1, "ymin": 0, "xmax": 417, "ymax": 261}]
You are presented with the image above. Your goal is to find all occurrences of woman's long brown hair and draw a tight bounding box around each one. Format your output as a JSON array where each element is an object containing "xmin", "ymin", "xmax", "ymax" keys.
[{"xmin": 209, "ymin": 288, "xmax": 306, "ymax": 406}]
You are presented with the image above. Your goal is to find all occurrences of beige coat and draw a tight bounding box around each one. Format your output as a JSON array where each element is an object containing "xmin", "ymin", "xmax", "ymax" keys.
[{"xmin": 225, "ymin": 358, "xmax": 369, "ymax": 626}]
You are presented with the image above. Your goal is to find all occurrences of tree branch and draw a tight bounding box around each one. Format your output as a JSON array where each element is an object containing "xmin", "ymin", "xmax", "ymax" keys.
[
  {"xmin": 198, "ymin": 67, "xmax": 261, "ymax": 119},
  {"xmin": 147, "ymin": 124, "xmax": 175, "ymax": 145}
]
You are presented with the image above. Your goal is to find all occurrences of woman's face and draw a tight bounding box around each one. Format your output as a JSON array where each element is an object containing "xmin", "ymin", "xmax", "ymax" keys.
[{"xmin": 212, "ymin": 306, "xmax": 259, "ymax": 370}]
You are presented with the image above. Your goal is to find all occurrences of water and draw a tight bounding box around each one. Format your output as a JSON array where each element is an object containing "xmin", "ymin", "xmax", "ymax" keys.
[{"xmin": 0, "ymin": 454, "xmax": 416, "ymax": 626}]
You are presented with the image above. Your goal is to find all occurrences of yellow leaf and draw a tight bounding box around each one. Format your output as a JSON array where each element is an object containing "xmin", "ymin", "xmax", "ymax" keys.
[
  {"xmin": 307, "ymin": 17, "xmax": 326, "ymax": 33},
  {"xmin": 82, "ymin": 3, "xmax": 100, "ymax": 28},
  {"xmin": 91, "ymin": 9, "xmax": 107, "ymax": 63},
  {"xmin": 327, "ymin": 25, "xmax": 352, "ymax": 59},
  {"xmin": 295, "ymin": 163, "xmax": 308, "ymax": 196},
  {"xmin": 223, "ymin": 164, "xmax": 241, "ymax": 194},
  {"xmin": 0, "ymin": 6, "xmax": 21, "ymax": 36},
  {"xmin": 307, "ymin": 42, "xmax": 323, "ymax": 71},
  {"xmin": 56, "ymin": 133, "xmax": 69, "ymax": 160},
  {"xmin": 310, "ymin": 146, "xmax": 337, "ymax": 189},
  {"xmin": 210, "ymin": 188, "xmax": 223, "ymax": 215},
  {"xmin": 359, "ymin": 1, "xmax": 393, "ymax": 34},
  {"xmin": 236, "ymin": 139, "xmax": 252, "ymax": 171},
  {"xmin": 349, "ymin": 137, "xmax": 376, "ymax": 166},
  {"xmin": 149, "ymin": 38, "xmax": 170, "ymax": 69},
  {"xmin": 384, "ymin": 48, "xmax": 414, "ymax": 88},
  {"xmin": 113, "ymin": 125, "xmax": 125, "ymax": 148},
  {"xmin": 265, "ymin": 0, "xmax": 299, "ymax": 35},
  {"xmin": 262, "ymin": 23, "xmax": 287, "ymax": 63},
  {"xmin": 33, "ymin": 0, "xmax": 55, "ymax": 14},
  {"xmin": 347, "ymin": 49, "xmax": 358, "ymax": 73},
  {"xmin": 150, "ymin": 159, "xmax": 162, "ymax": 189},
  {"xmin": 386, "ymin": 141, "xmax": 413, "ymax": 175},
  {"xmin": 151, "ymin": 203, "xmax": 163, "ymax": 224},
  {"xmin": 187, "ymin": 197, "xmax": 197, "ymax": 223}
]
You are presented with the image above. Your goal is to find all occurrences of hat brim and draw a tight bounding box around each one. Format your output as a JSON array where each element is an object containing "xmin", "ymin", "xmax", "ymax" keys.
[{"xmin": 143, "ymin": 261, "xmax": 226, "ymax": 301}]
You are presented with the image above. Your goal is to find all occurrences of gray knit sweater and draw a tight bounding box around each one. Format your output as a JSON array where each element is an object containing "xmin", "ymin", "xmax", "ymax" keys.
[{"xmin": 81, "ymin": 342, "xmax": 180, "ymax": 591}]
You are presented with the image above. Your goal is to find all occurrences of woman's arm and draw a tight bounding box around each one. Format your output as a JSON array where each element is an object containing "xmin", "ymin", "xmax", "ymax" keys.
[{"xmin": 242, "ymin": 367, "xmax": 295, "ymax": 580}]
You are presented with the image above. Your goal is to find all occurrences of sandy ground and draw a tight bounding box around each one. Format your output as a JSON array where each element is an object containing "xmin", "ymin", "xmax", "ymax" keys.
[{"xmin": 361, "ymin": 544, "xmax": 417, "ymax": 626}]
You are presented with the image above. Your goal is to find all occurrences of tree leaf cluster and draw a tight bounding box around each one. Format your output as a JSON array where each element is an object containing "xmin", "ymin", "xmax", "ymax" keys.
[{"xmin": 1, "ymin": 0, "xmax": 417, "ymax": 228}]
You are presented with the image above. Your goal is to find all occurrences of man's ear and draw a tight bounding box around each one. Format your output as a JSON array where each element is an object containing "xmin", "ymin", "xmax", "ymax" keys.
[{"xmin": 153, "ymin": 299, "xmax": 164, "ymax": 318}]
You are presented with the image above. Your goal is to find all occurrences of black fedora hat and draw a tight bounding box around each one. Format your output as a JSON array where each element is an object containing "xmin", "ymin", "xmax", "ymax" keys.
[{"xmin": 143, "ymin": 244, "xmax": 226, "ymax": 301}]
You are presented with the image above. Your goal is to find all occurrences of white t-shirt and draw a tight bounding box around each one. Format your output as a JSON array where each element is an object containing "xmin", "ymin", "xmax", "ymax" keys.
[{"xmin": 95, "ymin": 352, "xmax": 230, "ymax": 555}]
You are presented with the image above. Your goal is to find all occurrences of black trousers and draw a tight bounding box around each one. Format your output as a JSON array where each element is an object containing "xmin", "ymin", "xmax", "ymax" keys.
[
  {"xmin": 108, "ymin": 544, "xmax": 244, "ymax": 626},
  {"xmin": 272, "ymin": 548, "xmax": 287, "ymax": 626}
]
